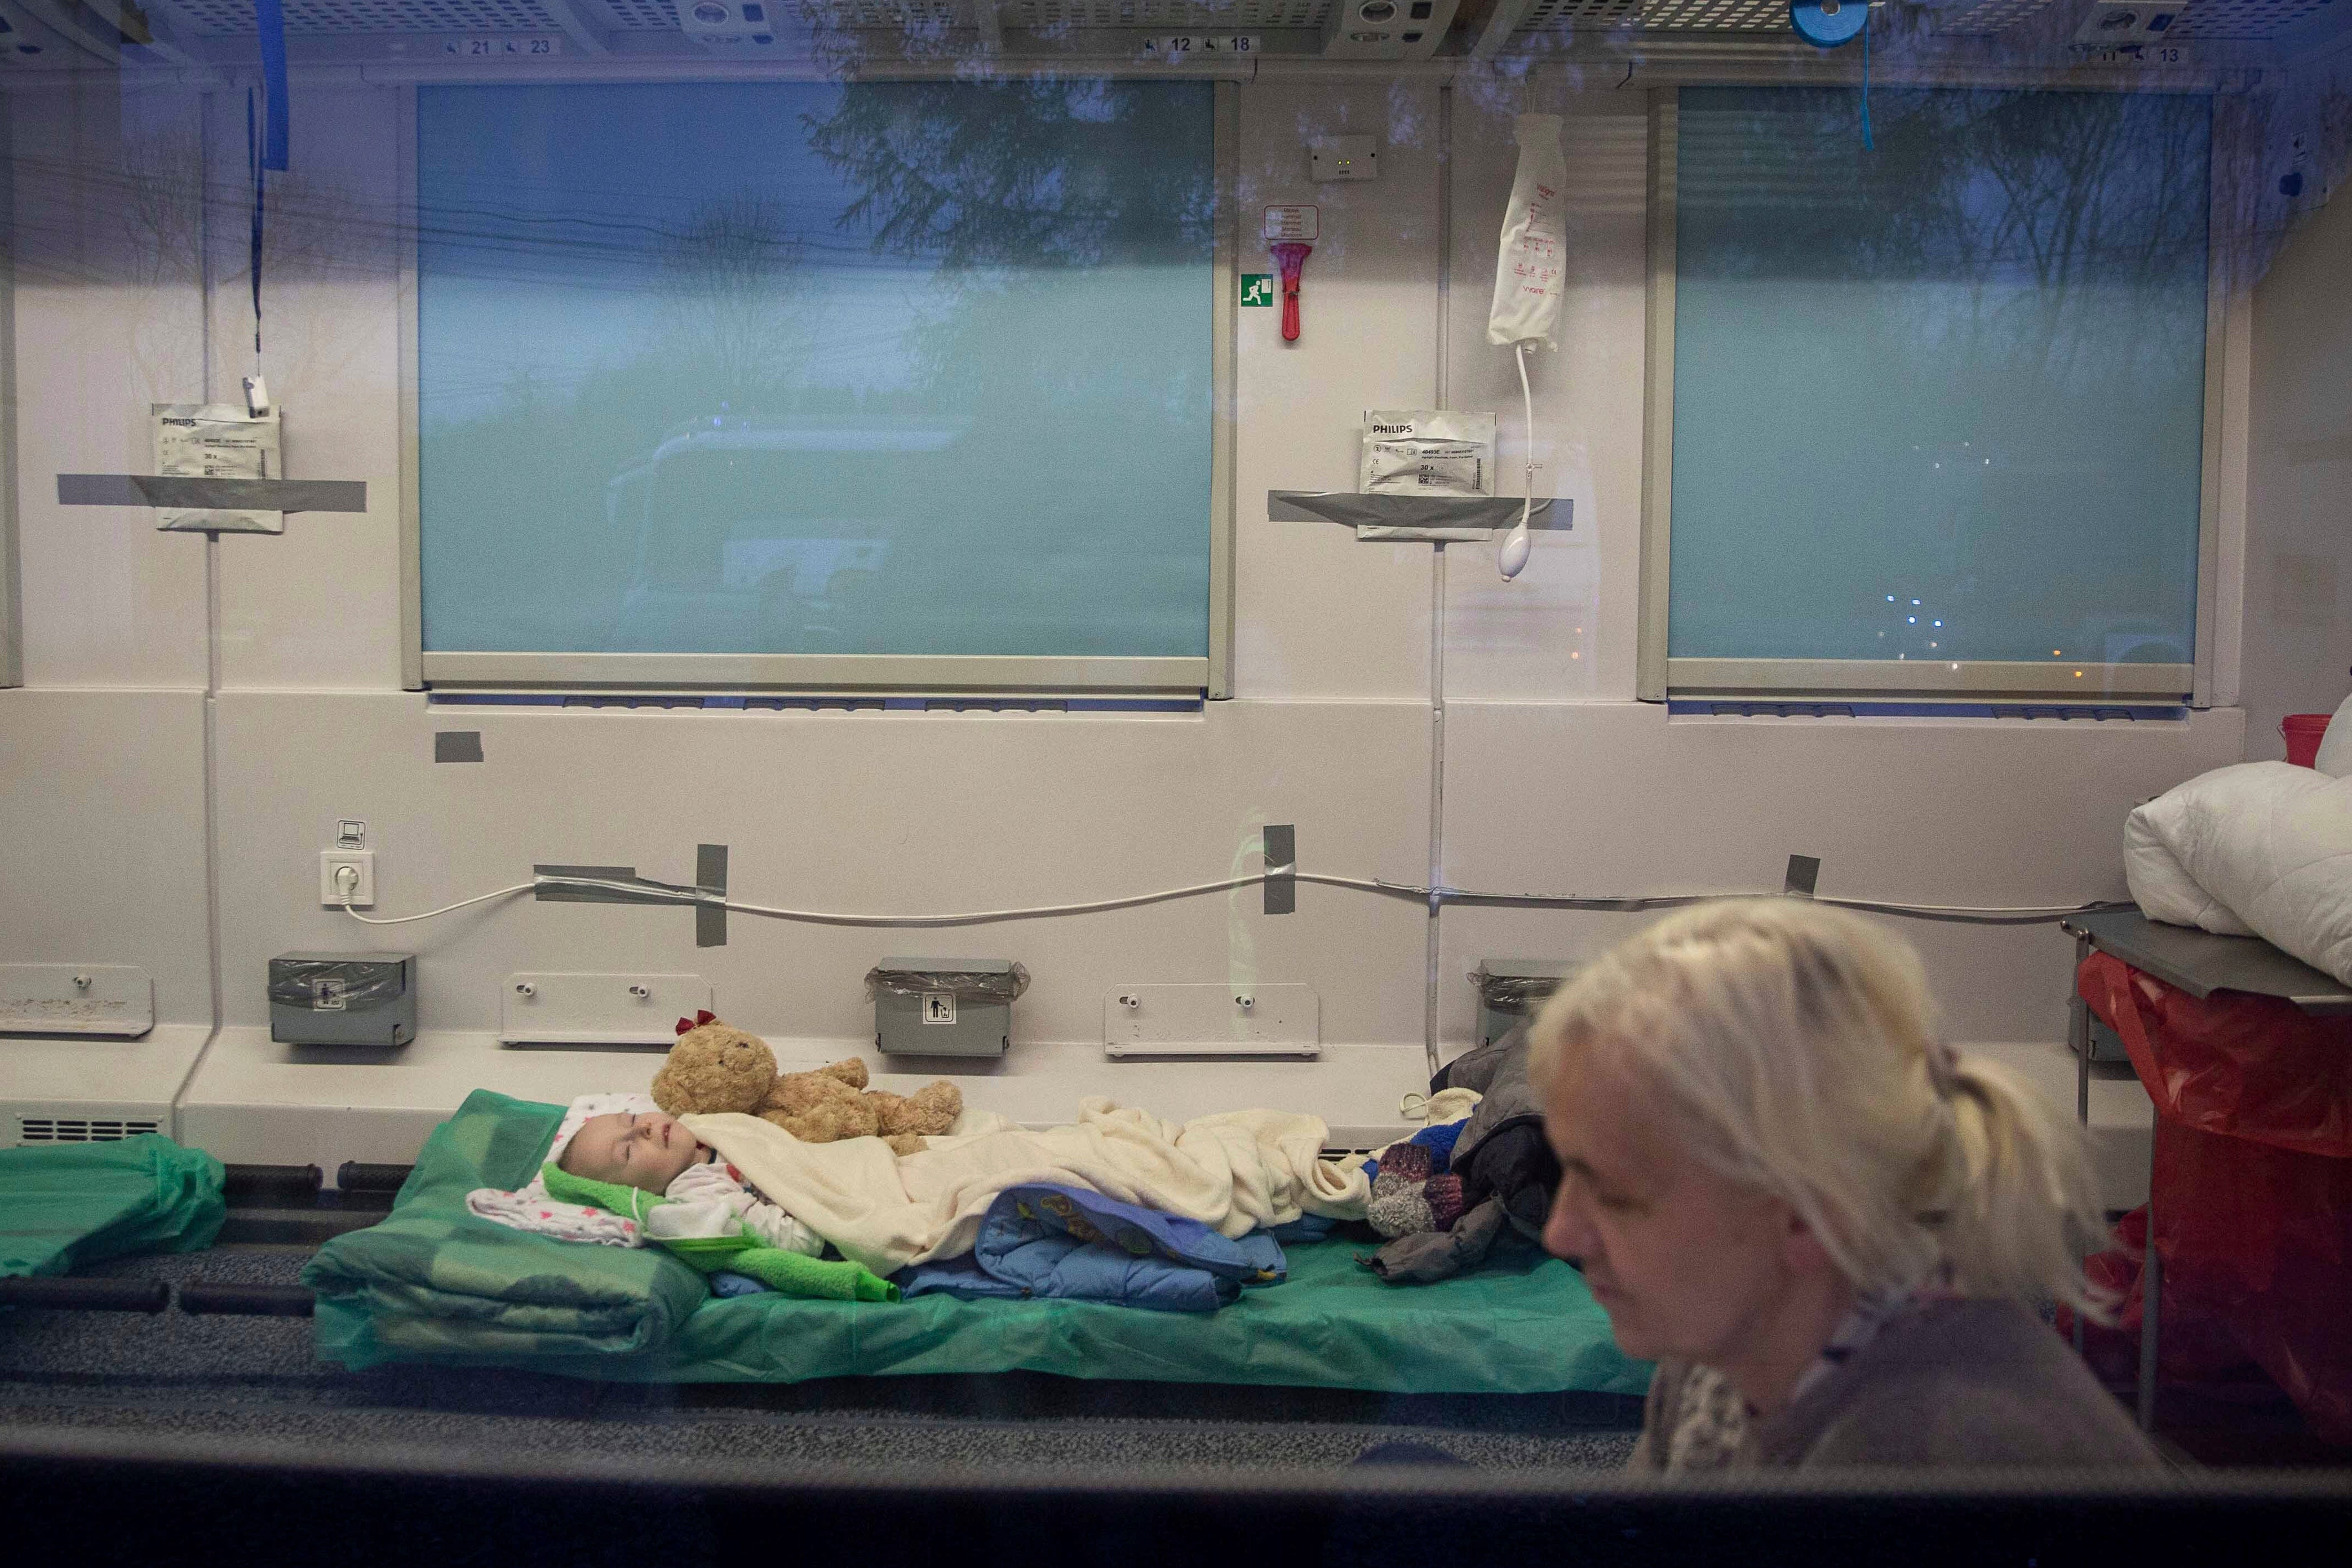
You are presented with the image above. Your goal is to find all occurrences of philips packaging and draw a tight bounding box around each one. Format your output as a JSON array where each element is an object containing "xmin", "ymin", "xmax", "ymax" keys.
[{"xmin": 1360, "ymin": 410, "xmax": 1497, "ymax": 497}]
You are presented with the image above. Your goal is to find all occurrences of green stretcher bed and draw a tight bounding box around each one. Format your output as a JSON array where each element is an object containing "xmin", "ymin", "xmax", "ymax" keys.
[{"xmin": 305, "ymin": 1090, "xmax": 1651, "ymax": 1395}]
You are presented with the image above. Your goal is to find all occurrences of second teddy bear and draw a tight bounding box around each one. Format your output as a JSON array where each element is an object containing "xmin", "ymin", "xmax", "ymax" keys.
[{"xmin": 758, "ymin": 1056, "xmax": 962, "ymax": 1157}]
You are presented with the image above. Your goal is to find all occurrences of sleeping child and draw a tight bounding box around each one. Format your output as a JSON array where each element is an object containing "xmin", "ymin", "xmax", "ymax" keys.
[
  {"xmin": 557, "ymin": 1106, "xmax": 824, "ymax": 1256},
  {"xmin": 466, "ymin": 1092, "xmax": 824, "ymax": 1261}
]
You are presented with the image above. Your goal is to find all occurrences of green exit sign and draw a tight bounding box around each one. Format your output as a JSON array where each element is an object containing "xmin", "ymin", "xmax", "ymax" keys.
[{"xmin": 1240, "ymin": 274, "xmax": 1273, "ymax": 307}]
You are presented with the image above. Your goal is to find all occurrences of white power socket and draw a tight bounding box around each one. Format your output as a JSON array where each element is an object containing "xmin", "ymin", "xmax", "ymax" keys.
[{"xmin": 319, "ymin": 849, "xmax": 375, "ymax": 908}]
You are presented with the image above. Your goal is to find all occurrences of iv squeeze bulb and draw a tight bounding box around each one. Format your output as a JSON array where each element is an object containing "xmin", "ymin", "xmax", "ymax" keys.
[{"xmin": 1498, "ymin": 514, "xmax": 1532, "ymax": 580}]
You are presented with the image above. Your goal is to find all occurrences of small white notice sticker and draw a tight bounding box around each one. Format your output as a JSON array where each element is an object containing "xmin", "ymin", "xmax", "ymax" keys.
[
  {"xmin": 1263, "ymin": 205, "xmax": 1319, "ymax": 242},
  {"xmin": 922, "ymin": 993, "xmax": 957, "ymax": 1025}
]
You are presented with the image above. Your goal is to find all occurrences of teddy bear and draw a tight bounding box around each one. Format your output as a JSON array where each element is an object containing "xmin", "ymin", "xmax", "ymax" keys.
[
  {"xmin": 649, "ymin": 1010, "xmax": 775, "ymax": 1115},
  {"xmin": 651, "ymin": 1011, "xmax": 962, "ymax": 1156}
]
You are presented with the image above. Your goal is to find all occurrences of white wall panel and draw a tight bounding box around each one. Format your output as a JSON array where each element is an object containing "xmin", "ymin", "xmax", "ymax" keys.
[
  {"xmin": 0, "ymin": 688, "xmax": 213, "ymax": 1025},
  {"xmin": 9, "ymin": 80, "xmax": 210, "ymax": 689},
  {"xmin": 2243, "ymin": 186, "xmax": 2352, "ymax": 756},
  {"xmin": 1232, "ymin": 80, "xmax": 1441, "ymax": 702},
  {"xmin": 212, "ymin": 693, "xmax": 1432, "ymax": 1061},
  {"xmin": 1438, "ymin": 702, "xmax": 2246, "ymax": 1046}
]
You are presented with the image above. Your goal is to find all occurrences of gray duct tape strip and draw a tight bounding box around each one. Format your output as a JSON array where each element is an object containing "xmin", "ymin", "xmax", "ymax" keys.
[
  {"xmin": 266, "ymin": 958, "xmax": 406, "ymax": 1010},
  {"xmin": 868, "ymin": 962, "xmax": 1029, "ymax": 1000},
  {"xmin": 1263, "ymin": 824, "xmax": 1296, "ymax": 916},
  {"xmin": 1267, "ymin": 491, "xmax": 1561, "ymax": 541},
  {"xmin": 1784, "ymin": 855, "xmax": 1822, "ymax": 898},
  {"xmin": 695, "ymin": 843, "xmax": 729, "ymax": 949},
  {"xmin": 534, "ymin": 865, "xmax": 692, "ymax": 907},
  {"xmin": 58, "ymin": 474, "xmax": 370, "ymax": 513}
]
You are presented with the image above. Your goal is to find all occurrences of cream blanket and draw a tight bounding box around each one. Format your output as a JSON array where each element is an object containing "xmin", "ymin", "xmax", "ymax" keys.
[{"xmin": 680, "ymin": 1098, "xmax": 1371, "ymax": 1277}]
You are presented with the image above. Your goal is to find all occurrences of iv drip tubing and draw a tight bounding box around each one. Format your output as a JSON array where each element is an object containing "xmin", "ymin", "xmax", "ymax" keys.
[
  {"xmin": 342, "ymin": 872, "xmax": 2127, "ymax": 932},
  {"xmin": 1497, "ymin": 342, "xmax": 1535, "ymax": 580},
  {"xmin": 1518, "ymin": 341, "xmax": 1535, "ymax": 536}
]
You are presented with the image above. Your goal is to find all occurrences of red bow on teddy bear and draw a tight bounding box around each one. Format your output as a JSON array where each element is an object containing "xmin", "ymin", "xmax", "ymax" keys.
[{"xmin": 675, "ymin": 1009, "xmax": 716, "ymax": 1036}]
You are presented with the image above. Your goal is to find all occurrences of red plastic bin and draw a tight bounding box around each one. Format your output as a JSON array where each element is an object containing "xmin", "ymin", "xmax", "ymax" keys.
[{"xmin": 2282, "ymin": 713, "xmax": 2332, "ymax": 768}]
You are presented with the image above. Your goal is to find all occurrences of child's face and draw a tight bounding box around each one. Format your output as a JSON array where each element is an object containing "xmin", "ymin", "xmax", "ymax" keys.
[{"xmin": 564, "ymin": 1111, "xmax": 706, "ymax": 1193}]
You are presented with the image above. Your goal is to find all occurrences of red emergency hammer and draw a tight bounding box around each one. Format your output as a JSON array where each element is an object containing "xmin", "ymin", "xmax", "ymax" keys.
[{"xmin": 1271, "ymin": 240, "xmax": 1312, "ymax": 343}]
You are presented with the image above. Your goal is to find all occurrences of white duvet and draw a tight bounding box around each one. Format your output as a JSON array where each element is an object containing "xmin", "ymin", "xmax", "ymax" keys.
[
  {"xmin": 683, "ymin": 1098, "xmax": 1371, "ymax": 1278},
  {"xmin": 2125, "ymin": 758, "xmax": 2352, "ymax": 986}
]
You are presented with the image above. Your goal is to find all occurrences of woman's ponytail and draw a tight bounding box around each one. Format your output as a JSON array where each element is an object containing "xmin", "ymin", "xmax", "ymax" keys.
[{"xmin": 1940, "ymin": 1054, "xmax": 2115, "ymax": 1323}]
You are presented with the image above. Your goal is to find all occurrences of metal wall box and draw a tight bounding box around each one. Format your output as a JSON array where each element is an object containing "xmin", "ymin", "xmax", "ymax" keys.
[
  {"xmin": 1472, "ymin": 959, "xmax": 1580, "ymax": 1048},
  {"xmin": 871, "ymin": 958, "xmax": 1018, "ymax": 1058},
  {"xmin": 269, "ymin": 953, "xmax": 416, "ymax": 1048},
  {"xmin": 2084, "ymin": 1013, "xmax": 2131, "ymax": 1065}
]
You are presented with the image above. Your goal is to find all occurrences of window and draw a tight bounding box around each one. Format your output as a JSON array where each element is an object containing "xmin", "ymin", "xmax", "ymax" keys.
[
  {"xmin": 1639, "ymin": 87, "xmax": 2216, "ymax": 703},
  {"xmin": 401, "ymin": 79, "xmax": 1234, "ymax": 697}
]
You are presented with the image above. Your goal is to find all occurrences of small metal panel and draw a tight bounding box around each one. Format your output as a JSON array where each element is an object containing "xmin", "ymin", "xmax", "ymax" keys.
[
  {"xmin": 2064, "ymin": 909, "xmax": 2352, "ymax": 1017},
  {"xmin": 2083, "ymin": 1014, "xmax": 2132, "ymax": 1064},
  {"xmin": 1471, "ymin": 958, "xmax": 1577, "ymax": 1048},
  {"xmin": 0, "ymin": 964, "xmax": 155, "ymax": 1038},
  {"xmin": 501, "ymin": 972, "xmax": 714, "ymax": 1046},
  {"xmin": 1104, "ymin": 982, "xmax": 1319, "ymax": 1058}
]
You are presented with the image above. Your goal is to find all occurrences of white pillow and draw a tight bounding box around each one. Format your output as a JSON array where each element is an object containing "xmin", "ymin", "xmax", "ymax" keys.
[
  {"xmin": 2312, "ymin": 692, "xmax": 2352, "ymax": 778},
  {"xmin": 2127, "ymin": 761, "xmax": 2352, "ymax": 985}
]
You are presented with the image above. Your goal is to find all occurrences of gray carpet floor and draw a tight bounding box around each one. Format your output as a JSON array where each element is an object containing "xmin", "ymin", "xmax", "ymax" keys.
[{"xmin": 1, "ymin": 1245, "xmax": 1642, "ymax": 1474}]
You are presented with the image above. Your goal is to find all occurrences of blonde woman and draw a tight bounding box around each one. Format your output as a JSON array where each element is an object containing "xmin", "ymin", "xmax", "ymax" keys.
[{"xmin": 1531, "ymin": 899, "xmax": 2160, "ymax": 1471}]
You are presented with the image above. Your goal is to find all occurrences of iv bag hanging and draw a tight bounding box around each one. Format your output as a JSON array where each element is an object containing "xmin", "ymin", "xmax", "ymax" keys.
[{"xmin": 1488, "ymin": 114, "xmax": 1567, "ymax": 349}]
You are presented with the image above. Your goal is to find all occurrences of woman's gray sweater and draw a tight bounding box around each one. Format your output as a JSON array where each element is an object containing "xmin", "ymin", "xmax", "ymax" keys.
[{"xmin": 1629, "ymin": 1297, "xmax": 2165, "ymax": 1471}]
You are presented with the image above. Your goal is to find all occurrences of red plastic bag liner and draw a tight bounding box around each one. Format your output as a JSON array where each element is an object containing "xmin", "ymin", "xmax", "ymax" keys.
[{"xmin": 2060, "ymin": 952, "xmax": 2352, "ymax": 1443}]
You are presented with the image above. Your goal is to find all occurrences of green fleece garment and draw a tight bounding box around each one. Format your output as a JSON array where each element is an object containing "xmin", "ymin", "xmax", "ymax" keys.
[{"xmin": 540, "ymin": 1162, "xmax": 898, "ymax": 1303}]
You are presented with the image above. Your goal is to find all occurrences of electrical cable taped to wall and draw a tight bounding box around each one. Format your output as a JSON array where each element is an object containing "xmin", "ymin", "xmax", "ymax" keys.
[{"xmin": 337, "ymin": 871, "xmax": 2133, "ymax": 932}]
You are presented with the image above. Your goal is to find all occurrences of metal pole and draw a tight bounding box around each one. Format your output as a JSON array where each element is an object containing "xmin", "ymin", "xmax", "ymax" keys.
[
  {"xmin": 1420, "ymin": 83, "xmax": 1454, "ymax": 1083},
  {"xmin": 2069, "ymin": 928, "xmax": 2091, "ymax": 1356},
  {"xmin": 2138, "ymin": 1125, "xmax": 2161, "ymax": 1432},
  {"xmin": 2071, "ymin": 930, "xmax": 2092, "ymax": 1125}
]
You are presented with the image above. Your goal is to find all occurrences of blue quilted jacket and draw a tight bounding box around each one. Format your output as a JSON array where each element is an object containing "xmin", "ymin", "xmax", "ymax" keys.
[{"xmin": 893, "ymin": 1183, "xmax": 1287, "ymax": 1312}]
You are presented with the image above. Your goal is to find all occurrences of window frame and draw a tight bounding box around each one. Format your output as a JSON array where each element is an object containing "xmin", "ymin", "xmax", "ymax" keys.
[
  {"xmin": 1636, "ymin": 87, "xmax": 2234, "ymax": 707},
  {"xmin": 396, "ymin": 80, "xmax": 1238, "ymax": 702},
  {"xmin": 1, "ymin": 92, "xmax": 17, "ymax": 692}
]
